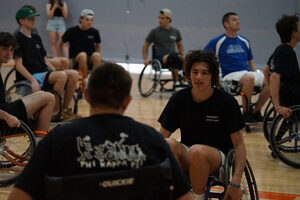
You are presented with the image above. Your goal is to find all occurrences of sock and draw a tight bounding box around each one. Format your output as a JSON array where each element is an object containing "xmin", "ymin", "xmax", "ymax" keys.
[{"xmin": 193, "ymin": 192, "xmax": 205, "ymax": 200}]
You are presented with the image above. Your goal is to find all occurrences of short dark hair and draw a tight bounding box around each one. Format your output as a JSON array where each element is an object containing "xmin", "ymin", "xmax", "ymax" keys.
[
  {"xmin": 22, "ymin": 5, "xmax": 37, "ymax": 13},
  {"xmin": 87, "ymin": 62, "xmax": 132, "ymax": 109},
  {"xmin": 184, "ymin": 50, "xmax": 219, "ymax": 86},
  {"xmin": 222, "ymin": 12, "xmax": 238, "ymax": 28},
  {"xmin": 276, "ymin": 14, "xmax": 299, "ymax": 43},
  {"xmin": 0, "ymin": 32, "xmax": 17, "ymax": 48}
]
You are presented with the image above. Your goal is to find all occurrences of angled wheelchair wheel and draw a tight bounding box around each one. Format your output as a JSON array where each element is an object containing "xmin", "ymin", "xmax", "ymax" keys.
[
  {"xmin": 224, "ymin": 150, "xmax": 259, "ymax": 200},
  {"xmin": 263, "ymin": 106, "xmax": 277, "ymax": 142},
  {"xmin": 5, "ymin": 81, "xmax": 32, "ymax": 103},
  {"xmin": 269, "ymin": 105, "xmax": 300, "ymax": 168},
  {"xmin": 0, "ymin": 120, "xmax": 36, "ymax": 186},
  {"xmin": 3, "ymin": 67, "xmax": 16, "ymax": 91},
  {"xmin": 138, "ymin": 59, "xmax": 161, "ymax": 97}
]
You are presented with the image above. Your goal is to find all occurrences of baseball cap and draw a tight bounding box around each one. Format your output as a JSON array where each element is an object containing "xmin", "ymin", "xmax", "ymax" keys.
[
  {"xmin": 80, "ymin": 9, "xmax": 94, "ymax": 18},
  {"xmin": 16, "ymin": 7, "xmax": 39, "ymax": 20},
  {"xmin": 160, "ymin": 8, "xmax": 172, "ymax": 20}
]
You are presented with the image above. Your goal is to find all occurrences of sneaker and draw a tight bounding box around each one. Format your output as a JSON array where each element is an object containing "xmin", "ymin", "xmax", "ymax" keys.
[
  {"xmin": 61, "ymin": 108, "xmax": 81, "ymax": 121},
  {"xmin": 252, "ymin": 111, "xmax": 263, "ymax": 122},
  {"xmin": 181, "ymin": 81, "xmax": 189, "ymax": 86},
  {"xmin": 244, "ymin": 112, "xmax": 257, "ymax": 123}
]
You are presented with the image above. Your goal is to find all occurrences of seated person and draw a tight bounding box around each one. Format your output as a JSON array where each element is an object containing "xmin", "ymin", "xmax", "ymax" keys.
[
  {"xmin": 13, "ymin": 5, "xmax": 70, "ymax": 71},
  {"xmin": 204, "ymin": 12, "xmax": 269, "ymax": 122},
  {"xmin": 268, "ymin": 14, "xmax": 300, "ymax": 118},
  {"xmin": 58, "ymin": 9, "xmax": 101, "ymax": 79},
  {"xmin": 0, "ymin": 32, "xmax": 54, "ymax": 133},
  {"xmin": 142, "ymin": 8, "xmax": 187, "ymax": 87},
  {"xmin": 158, "ymin": 50, "xmax": 246, "ymax": 200},
  {"xmin": 14, "ymin": 7, "xmax": 79, "ymax": 120},
  {"xmin": 8, "ymin": 62, "xmax": 193, "ymax": 200}
]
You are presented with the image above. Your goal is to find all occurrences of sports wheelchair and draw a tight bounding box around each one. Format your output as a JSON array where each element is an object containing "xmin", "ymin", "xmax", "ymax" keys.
[
  {"xmin": 219, "ymin": 79, "xmax": 263, "ymax": 132},
  {"xmin": 268, "ymin": 105, "xmax": 300, "ymax": 168},
  {"xmin": 138, "ymin": 46, "xmax": 188, "ymax": 97},
  {"xmin": 0, "ymin": 119, "xmax": 36, "ymax": 186},
  {"xmin": 4, "ymin": 66, "xmax": 80, "ymax": 118},
  {"xmin": 44, "ymin": 158, "xmax": 174, "ymax": 200},
  {"xmin": 204, "ymin": 149, "xmax": 259, "ymax": 200}
]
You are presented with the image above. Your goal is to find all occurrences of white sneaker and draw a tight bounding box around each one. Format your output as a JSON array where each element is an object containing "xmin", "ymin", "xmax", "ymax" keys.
[
  {"xmin": 182, "ymin": 81, "xmax": 189, "ymax": 86},
  {"xmin": 174, "ymin": 81, "xmax": 180, "ymax": 87}
]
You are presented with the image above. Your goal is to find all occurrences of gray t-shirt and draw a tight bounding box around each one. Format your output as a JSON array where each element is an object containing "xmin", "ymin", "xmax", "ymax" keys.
[{"xmin": 145, "ymin": 26, "xmax": 182, "ymax": 56}]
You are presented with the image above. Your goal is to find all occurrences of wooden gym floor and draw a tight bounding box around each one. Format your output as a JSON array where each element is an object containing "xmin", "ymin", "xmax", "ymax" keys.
[{"xmin": 0, "ymin": 64, "xmax": 299, "ymax": 199}]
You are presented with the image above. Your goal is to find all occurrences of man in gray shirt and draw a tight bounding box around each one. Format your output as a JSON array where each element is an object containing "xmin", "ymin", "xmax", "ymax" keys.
[{"xmin": 142, "ymin": 8, "xmax": 186, "ymax": 87}]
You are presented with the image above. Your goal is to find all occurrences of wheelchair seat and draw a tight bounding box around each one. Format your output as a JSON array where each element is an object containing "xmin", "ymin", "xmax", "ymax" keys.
[{"xmin": 44, "ymin": 158, "xmax": 174, "ymax": 200}]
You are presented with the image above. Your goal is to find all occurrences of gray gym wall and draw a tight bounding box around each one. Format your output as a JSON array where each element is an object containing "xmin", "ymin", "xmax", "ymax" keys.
[{"xmin": 0, "ymin": 0, "xmax": 299, "ymax": 68}]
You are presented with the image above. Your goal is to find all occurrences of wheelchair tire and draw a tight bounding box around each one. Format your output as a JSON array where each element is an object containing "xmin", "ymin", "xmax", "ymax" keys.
[
  {"xmin": 0, "ymin": 120, "xmax": 36, "ymax": 186},
  {"xmin": 3, "ymin": 67, "xmax": 16, "ymax": 92},
  {"xmin": 269, "ymin": 105, "xmax": 300, "ymax": 168},
  {"xmin": 5, "ymin": 81, "xmax": 32, "ymax": 103},
  {"xmin": 138, "ymin": 60, "xmax": 161, "ymax": 97},
  {"xmin": 263, "ymin": 106, "xmax": 277, "ymax": 142}
]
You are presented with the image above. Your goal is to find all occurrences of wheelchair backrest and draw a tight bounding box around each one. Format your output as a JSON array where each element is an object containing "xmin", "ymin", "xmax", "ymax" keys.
[{"xmin": 44, "ymin": 158, "xmax": 174, "ymax": 200}]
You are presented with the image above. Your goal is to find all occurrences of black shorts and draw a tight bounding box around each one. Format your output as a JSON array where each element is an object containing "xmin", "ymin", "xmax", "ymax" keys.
[{"xmin": 2, "ymin": 99, "xmax": 28, "ymax": 124}]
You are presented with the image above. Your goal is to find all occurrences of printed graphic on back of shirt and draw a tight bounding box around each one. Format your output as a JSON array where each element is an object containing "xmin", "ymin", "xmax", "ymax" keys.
[{"xmin": 76, "ymin": 132, "xmax": 147, "ymax": 169}]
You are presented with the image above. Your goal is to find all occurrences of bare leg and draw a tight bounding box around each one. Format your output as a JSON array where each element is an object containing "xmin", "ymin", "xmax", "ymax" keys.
[
  {"xmin": 189, "ymin": 145, "xmax": 222, "ymax": 194},
  {"xmin": 48, "ymin": 57, "xmax": 62, "ymax": 70},
  {"xmin": 58, "ymin": 32, "xmax": 69, "ymax": 58},
  {"xmin": 239, "ymin": 74, "xmax": 255, "ymax": 114},
  {"xmin": 89, "ymin": 52, "xmax": 101, "ymax": 70},
  {"xmin": 47, "ymin": 71, "xmax": 67, "ymax": 112},
  {"xmin": 48, "ymin": 31, "xmax": 57, "ymax": 57},
  {"xmin": 76, "ymin": 52, "xmax": 88, "ymax": 78},
  {"xmin": 22, "ymin": 91, "xmax": 55, "ymax": 131},
  {"xmin": 165, "ymin": 138, "xmax": 189, "ymax": 171},
  {"xmin": 58, "ymin": 57, "xmax": 70, "ymax": 70},
  {"xmin": 253, "ymin": 79, "xmax": 270, "ymax": 112},
  {"xmin": 62, "ymin": 70, "xmax": 79, "ymax": 110}
]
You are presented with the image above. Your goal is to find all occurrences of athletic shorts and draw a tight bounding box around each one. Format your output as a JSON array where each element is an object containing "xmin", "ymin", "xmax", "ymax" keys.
[
  {"xmin": 46, "ymin": 17, "xmax": 66, "ymax": 33},
  {"xmin": 183, "ymin": 144, "xmax": 226, "ymax": 182},
  {"xmin": 1, "ymin": 99, "xmax": 28, "ymax": 124},
  {"xmin": 155, "ymin": 53, "xmax": 182, "ymax": 69},
  {"xmin": 223, "ymin": 70, "xmax": 264, "ymax": 88},
  {"xmin": 33, "ymin": 71, "xmax": 53, "ymax": 91}
]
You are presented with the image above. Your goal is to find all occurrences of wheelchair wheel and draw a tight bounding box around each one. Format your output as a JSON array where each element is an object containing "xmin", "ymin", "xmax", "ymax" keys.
[
  {"xmin": 138, "ymin": 59, "xmax": 161, "ymax": 97},
  {"xmin": 5, "ymin": 81, "xmax": 32, "ymax": 103},
  {"xmin": 269, "ymin": 105, "xmax": 300, "ymax": 168},
  {"xmin": 0, "ymin": 120, "xmax": 36, "ymax": 186},
  {"xmin": 3, "ymin": 67, "xmax": 16, "ymax": 91},
  {"xmin": 225, "ymin": 150, "xmax": 259, "ymax": 200},
  {"xmin": 263, "ymin": 106, "xmax": 277, "ymax": 142}
]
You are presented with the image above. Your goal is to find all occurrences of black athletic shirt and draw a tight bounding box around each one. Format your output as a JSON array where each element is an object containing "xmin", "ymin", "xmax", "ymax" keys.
[
  {"xmin": 14, "ymin": 32, "xmax": 48, "ymax": 81},
  {"xmin": 267, "ymin": 44, "xmax": 300, "ymax": 106},
  {"xmin": 62, "ymin": 26, "xmax": 101, "ymax": 58},
  {"xmin": 15, "ymin": 114, "xmax": 191, "ymax": 199},
  {"xmin": 158, "ymin": 87, "xmax": 244, "ymax": 153}
]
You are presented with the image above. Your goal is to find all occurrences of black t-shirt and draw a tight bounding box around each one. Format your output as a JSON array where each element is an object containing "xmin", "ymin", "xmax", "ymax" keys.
[
  {"xmin": 14, "ymin": 32, "xmax": 48, "ymax": 81},
  {"xmin": 158, "ymin": 87, "xmax": 244, "ymax": 153},
  {"xmin": 267, "ymin": 44, "xmax": 300, "ymax": 106},
  {"xmin": 62, "ymin": 26, "xmax": 101, "ymax": 58},
  {"xmin": 15, "ymin": 114, "xmax": 191, "ymax": 200}
]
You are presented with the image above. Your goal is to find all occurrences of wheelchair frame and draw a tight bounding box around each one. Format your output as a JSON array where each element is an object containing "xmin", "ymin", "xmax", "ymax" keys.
[
  {"xmin": 205, "ymin": 149, "xmax": 259, "ymax": 200},
  {"xmin": 0, "ymin": 119, "xmax": 36, "ymax": 186}
]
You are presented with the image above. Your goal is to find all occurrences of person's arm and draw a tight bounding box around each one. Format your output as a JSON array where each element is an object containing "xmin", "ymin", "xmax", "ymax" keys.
[
  {"xmin": 263, "ymin": 64, "xmax": 270, "ymax": 86},
  {"xmin": 142, "ymin": 41, "xmax": 150, "ymax": 66},
  {"xmin": 8, "ymin": 187, "xmax": 32, "ymax": 200},
  {"xmin": 94, "ymin": 43, "xmax": 101, "ymax": 53},
  {"xmin": 159, "ymin": 126, "xmax": 172, "ymax": 138},
  {"xmin": 46, "ymin": 2, "xmax": 59, "ymax": 19},
  {"xmin": 60, "ymin": 2, "xmax": 68, "ymax": 18},
  {"xmin": 0, "ymin": 110, "xmax": 20, "ymax": 128},
  {"xmin": 224, "ymin": 130, "xmax": 246, "ymax": 200},
  {"xmin": 176, "ymin": 41, "xmax": 184, "ymax": 56},
  {"xmin": 247, "ymin": 60, "xmax": 257, "ymax": 72},
  {"xmin": 270, "ymin": 72, "xmax": 292, "ymax": 118},
  {"xmin": 14, "ymin": 56, "xmax": 41, "ymax": 92}
]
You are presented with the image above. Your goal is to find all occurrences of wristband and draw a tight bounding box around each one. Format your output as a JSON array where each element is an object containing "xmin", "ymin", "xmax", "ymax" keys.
[{"xmin": 229, "ymin": 182, "xmax": 240, "ymax": 188}]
